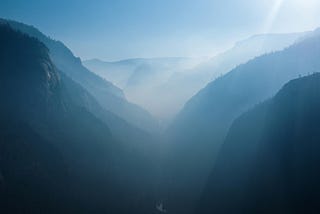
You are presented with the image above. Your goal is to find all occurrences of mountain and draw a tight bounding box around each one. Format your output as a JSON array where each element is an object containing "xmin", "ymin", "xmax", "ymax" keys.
[
  {"xmin": 163, "ymin": 29, "xmax": 320, "ymax": 213},
  {"xmin": 84, "ymin": 57, "xmax": 203, "ymax": 121},
  {"xmin": 172, "ymin": 29, "xmax": 320, "ymax": 146},
  {"xmin": 0, "ymin": 18, "xmax": 158, "ymax": 133},
  {"xmin": 0, "ymin": 24, "xmax": 157, "ymax": 214},
  {"xmin": 84, "ymin": 57, "xmax": 199, "ymax": 89},
  {"xmin": 84, "ymin": 33, "xmax": 304, "ymax": 122},
  {"xmin": 159, "ymin": 33, "xmax": 305, "ymax": 120},
  {"xmin": 198, "ymin": 73, "xmax": 320, "ymax": 214},
  {"xmin": 192, "ymin": 32, "xmax": 307, "ymax": 79}
]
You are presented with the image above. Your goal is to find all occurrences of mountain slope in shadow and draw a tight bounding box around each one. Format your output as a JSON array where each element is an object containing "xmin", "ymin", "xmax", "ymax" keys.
[
  {"xmin": 164, "ymin": 27, "xmax": 320, "ymax": 214},
  {"xmin": 0, "ymin": 24, "xmax": 156, "ymax": 214},
  {"xmin": 198, "ymin": 73, "xmax": 320, "ymax": 214}
]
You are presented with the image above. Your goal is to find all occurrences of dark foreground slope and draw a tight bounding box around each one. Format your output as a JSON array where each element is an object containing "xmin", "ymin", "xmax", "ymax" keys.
[
  {"xmin": 198, "ymin": 73, "xmax": 320, "ymax": 214},
  {"xmin": 0, "ymin": 18, "xmax": 158, "ymax": 133},
  {"xmin": 0, "ymin": 24, "xmax": 156, "ymax": 214}
]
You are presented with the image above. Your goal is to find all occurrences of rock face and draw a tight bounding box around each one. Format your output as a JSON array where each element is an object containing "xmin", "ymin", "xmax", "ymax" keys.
[
  {"xmin": 1, "ymin": 18, "xmax": 159, "ymax": 133},
  {"xmin": 0, "ymin": 24, "xmax": 156, "ymax": 214},
  {"xmin": 198, "ymin": 73, "xmax": 320, "ymax": 214}
]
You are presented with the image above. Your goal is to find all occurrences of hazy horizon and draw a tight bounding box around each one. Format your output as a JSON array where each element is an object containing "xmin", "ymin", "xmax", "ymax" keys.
[{"xmin": 2, "ymin": 0, "xmax": 320, "ymax": 61}]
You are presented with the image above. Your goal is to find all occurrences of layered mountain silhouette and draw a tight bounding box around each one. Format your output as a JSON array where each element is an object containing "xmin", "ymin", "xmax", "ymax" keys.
[
  {"xmin": 164, "ymin": 28, "xmax": 320, "ymax": 213},
  {"xmin": 191, "ymin": 32, "xmax": 306, "ymax": 79},
  {"xmin": 0, "ymin": 24, "xmax": 157, "ymax": 214},
  {"xmin": 0, "ymin": 18, "xmax": 158, "ymax": 133},
  {"xmin": 84, "ymin": 33, "xmax": 304, "ymax": 121},
  {"xmin": 198, "ymin": 73, "xmax": 320, "ymax": 214},
  {"xmin": 84, "ymin": 57, "xmax": 199, "ymax": 89},
  {"xmin": 84, "ymin": 57, "xmax": 203, "ymax": 121},
  {"xmin": 1, "ymin": 15, "xmax": 320, "ymax": 214}
]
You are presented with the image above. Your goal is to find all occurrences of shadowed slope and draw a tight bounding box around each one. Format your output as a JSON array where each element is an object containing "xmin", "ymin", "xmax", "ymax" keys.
[{"xmin": 198, "ymin": 73, "xmax": 320, "ymax": 214}]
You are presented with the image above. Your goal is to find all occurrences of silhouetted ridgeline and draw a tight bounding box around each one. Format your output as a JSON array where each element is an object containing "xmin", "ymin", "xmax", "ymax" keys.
[
  {"xmin": 163, "ymin": 27, "xmax": 320, "ymax": 213},
  {"xmin": 198, "ymin": 73, "xmax": 320, "ymax": 214}
]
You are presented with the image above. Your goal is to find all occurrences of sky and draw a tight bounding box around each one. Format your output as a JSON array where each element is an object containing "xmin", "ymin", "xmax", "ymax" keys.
[{"xmin": 1, "ymin": 0, "xmax": 320, "ymax": 61}]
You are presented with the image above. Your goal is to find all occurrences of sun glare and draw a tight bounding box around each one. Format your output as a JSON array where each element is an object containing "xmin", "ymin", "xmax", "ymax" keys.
[{"xmin": 263, "ymin": 0, "xmax": 285, "ymax": 34}]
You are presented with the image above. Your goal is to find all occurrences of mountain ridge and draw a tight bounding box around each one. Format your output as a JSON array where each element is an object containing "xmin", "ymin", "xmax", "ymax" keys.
[
  {"xmin": 0, "ymin": 18, "xmax": 159, "ymax": 133},
  {"xmin": 162, "ymin": 26, "xmax": 320, "ymax": 214},
  {"xmin": 84, "ymin": 31, "xmax": 304, "ymax": 122},
  {"xmin": 0, "ymin": 23, "xmax": 158, "ymax": 214}
]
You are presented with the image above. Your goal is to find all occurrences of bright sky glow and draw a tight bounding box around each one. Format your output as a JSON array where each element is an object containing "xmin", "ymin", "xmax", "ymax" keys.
[
  {"xmin": 262, "ymin": 0, "xmax": 285, "ymax": 34},
  {"xmin": 1, "ymin": 0, "xmax": 320, "ymax": 60}
]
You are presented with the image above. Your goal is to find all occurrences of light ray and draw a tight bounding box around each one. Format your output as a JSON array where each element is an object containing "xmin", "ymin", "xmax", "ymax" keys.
[{"xmin": 262, "ymin": 0, "xmax": 285, "ymax": 34}]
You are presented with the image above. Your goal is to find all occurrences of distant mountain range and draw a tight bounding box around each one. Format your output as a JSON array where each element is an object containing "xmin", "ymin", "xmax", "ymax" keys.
[
  {"xmin": 84, "ymin": 57, "xmax": 200, "ymax": 89},
  {"xmin": 84, "ymin": 32, "xmax": 305, "ymax": 122},
  {"xmin": 0, "ymin": 18, "xmax": 158, "ymax": 133},
  {"xmin": 84, "ymin": 57, "xmax": 204, "ymax": 121},
  {"xmin": 198, "ymin": 73, "xmax": 320, "ymax": 214},
  {"xmin": 190, "ymin": 32, "xmax": 308, "ymax": 81}
]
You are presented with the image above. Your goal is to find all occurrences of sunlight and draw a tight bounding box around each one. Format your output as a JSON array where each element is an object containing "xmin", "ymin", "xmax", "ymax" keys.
[
  {"xmin": 262, "ymin": 0, "xmax": 320, "ymax": 34},
  {"xmin": 262, "ymin": 0, "xmax": 285, "ymax": 34}
]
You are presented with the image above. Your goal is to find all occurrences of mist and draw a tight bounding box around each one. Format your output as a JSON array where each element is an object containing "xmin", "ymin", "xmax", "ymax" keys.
[
  {"xmin": 1, "ymin": 1, "xmax": 320, "ymax": 214},
  {"xmin": 85, "ymin": 32, "xmax": 303, "ymax": 122}
]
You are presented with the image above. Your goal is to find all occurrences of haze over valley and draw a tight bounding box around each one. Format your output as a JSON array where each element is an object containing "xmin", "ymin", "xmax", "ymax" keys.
[{"xmin": 1, "ymin": 1, "xmax": 320, "ymax": 213}]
